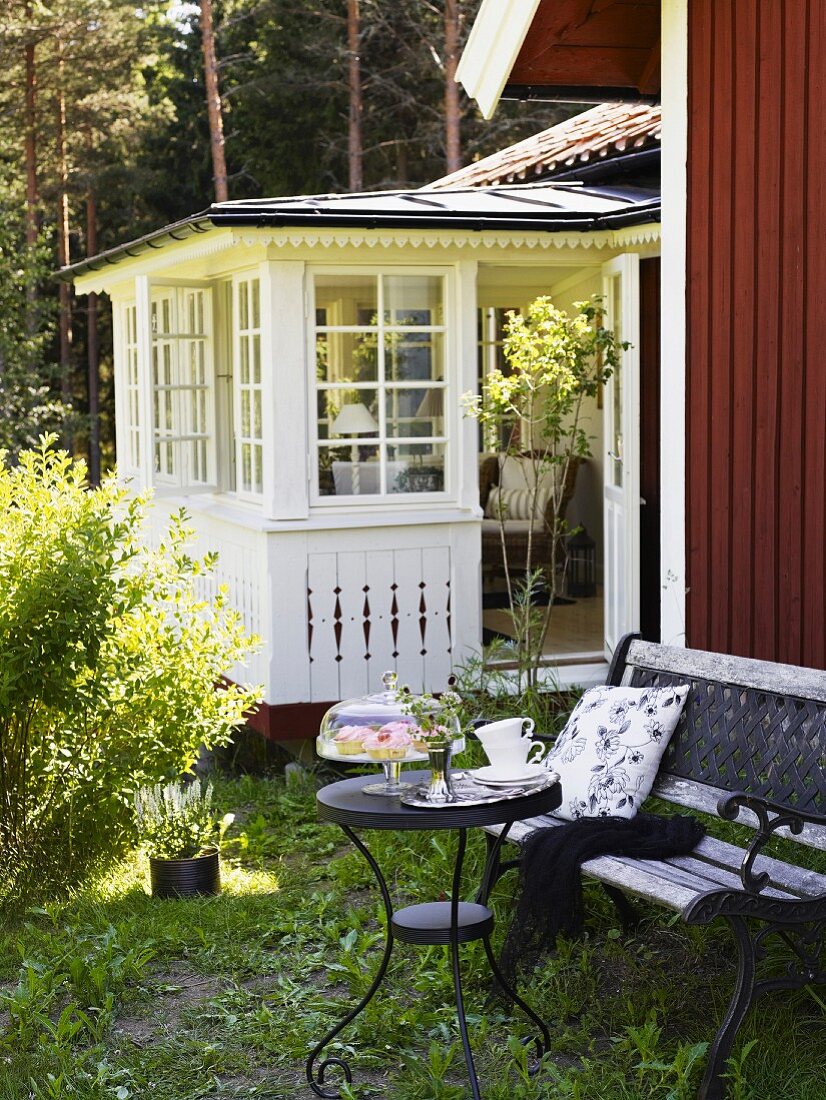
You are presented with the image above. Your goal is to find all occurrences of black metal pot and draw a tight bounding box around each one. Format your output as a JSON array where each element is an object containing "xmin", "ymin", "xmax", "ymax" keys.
[{"xmin": 149, "ymin": 846, "xmax": 221, "ymax": 899}]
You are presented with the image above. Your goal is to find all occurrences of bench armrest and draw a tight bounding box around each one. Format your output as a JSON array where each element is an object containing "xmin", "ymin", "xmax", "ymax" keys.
[{"xmin": 717, "ymin": 791, "xmax": 826, "ymax": 893}]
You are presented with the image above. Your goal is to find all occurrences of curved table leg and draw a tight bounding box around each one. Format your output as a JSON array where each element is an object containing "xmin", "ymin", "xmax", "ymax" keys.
[
  {"xmin": 450, "ymin": 828, "xmax": 482, "ymax": 1100},
  {"xmin": 482, "ymin": 936, "xmax": 550, "ymax": 1071},
  {"xmin": 306, "ymin": 824, "xmax": 395, "ymax": 1099}
]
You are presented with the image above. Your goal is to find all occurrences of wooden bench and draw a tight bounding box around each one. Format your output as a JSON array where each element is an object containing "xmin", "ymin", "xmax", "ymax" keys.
[{"xmin": 481, "ymin": 634, "xmax": 826, "ymax": 1100}]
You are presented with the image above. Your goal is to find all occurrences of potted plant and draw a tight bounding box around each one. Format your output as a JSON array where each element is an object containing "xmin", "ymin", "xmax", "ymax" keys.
[{"xmin": 134, "ymin": 779, "xmax": 234, "ymax": 899}]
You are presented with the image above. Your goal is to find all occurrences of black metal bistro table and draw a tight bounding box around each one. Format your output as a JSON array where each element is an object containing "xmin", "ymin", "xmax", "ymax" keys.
[{"xmin": 306, "ymin": 770, "xmax": 562, "ymax": 1099}]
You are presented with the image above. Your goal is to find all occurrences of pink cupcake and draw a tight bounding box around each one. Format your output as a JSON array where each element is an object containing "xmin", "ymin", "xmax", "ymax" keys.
[
  {"xmin": 363, "ymin": 723, "xmax": 413, "ymax": 760},
  {"xmin": 332, "ymin": 724, "xmax": 372, "ymax": 755}
]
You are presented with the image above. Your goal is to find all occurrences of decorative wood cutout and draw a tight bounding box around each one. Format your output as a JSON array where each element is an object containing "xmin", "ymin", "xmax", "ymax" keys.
[{"xmin": 307, "ymin": 546, "xmax": 452, "ymax": 701}]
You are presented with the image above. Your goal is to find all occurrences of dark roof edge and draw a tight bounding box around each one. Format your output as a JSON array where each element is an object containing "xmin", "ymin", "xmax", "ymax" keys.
[
  {"xmin": 206, "ymin": 201, "xmax": 661, "ymax": 234},
  {"xmin": 60, "ymin": 214, "xmax": 213, "ymax": 281},
  {"xmin": 502, "ymin": 84, "xmax": 660, "ymax": 105}
]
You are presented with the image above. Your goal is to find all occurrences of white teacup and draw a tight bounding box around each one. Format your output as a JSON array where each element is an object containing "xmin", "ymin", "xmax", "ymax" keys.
[{"xmin": 475, "ymin": 717, "xmax": 545, "ymax": 776}]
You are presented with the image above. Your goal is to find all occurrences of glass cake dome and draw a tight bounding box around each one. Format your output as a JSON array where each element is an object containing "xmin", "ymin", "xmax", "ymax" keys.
[{"xmin": 316, "ymin": 671, "xmax": 465, "ymax": 796}]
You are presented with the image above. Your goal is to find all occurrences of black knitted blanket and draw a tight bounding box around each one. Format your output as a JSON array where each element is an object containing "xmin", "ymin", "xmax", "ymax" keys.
[{"xmin": 499, "ymin": 813, "xmax": 706, "ymax": 981}]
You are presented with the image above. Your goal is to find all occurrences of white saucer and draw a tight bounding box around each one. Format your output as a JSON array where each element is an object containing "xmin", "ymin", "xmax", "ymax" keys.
[{"xmin": 470, "ymin": 763, "xmax": 548, "ymax": 786}]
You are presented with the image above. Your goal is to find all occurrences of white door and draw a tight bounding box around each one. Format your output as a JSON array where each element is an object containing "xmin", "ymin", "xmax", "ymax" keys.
[{"xmin": 602, "ymin": 254, "xmax": 641, "ymax": 658}]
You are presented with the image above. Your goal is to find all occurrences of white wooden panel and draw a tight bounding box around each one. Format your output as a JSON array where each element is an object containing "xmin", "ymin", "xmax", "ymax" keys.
[
  {"xmin": 365, "ymin": 549, "xmax": 398, "ymax": 691},
  {"xmin": 307, "ymin": 553, "xmax": 341, "ymax": 701},
  {"xmin": 602, "ymin": 254, "xmax": 640, "ymax": 660},
  {"xmin": 421, "ymin": 545, "xmax": 453, "ymax": 690},
  {"xmin": 336, "ymin": 552, "xmax": 370, "ymax": 699},
  {"xmin": 261, "ymin": 260, "xmax": 309, "ymax": 520},
  {"xmin": 393, "ymin": 548, "xmax": 425, "ymax": 692}
]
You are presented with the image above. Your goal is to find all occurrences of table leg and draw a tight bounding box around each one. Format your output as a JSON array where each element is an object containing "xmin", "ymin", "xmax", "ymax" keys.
[
  {"xmin": 306, "ymin": 824, "xmax": 395, "ymax": 1099},
  {"xmin": 450, "ymin": 828, "xmax": 482, "ymax": 1100},
  {"xmin": 477, "ymin": 822, "xmax": 550, "ymax": 1071}
]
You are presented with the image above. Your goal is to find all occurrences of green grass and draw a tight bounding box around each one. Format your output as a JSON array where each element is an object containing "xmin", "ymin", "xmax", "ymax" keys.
[{"xmin": 1, "ymin": 765, "xmax": 825, "ymax": 1099}]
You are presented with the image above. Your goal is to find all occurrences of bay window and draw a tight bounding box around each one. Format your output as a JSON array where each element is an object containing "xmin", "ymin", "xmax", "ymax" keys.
[
  {"xmin": 233, "ymin": 275, "xmax": 264, "ymax": 498},
  {"xmin": 150, "ymin": 285, "xmax": 215, "ymax": 489},
  {"xmin": 121, "ymin": 302, "xmax": 141, "ymax": 475},
  {"xmin": 313, "ymin": 271, "xmax": 448, "ymax": 499}
]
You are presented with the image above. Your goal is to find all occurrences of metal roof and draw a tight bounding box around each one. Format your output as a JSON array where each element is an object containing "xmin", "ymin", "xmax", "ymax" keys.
[
  {"xmin": 207, "ymin": 181, "xmax": 659, "ymax": 230},
  {"xmin": 428, "ymin": 103, "xmax": 661, "ymax": 190},
  {"xmin": 63, "ymin": 180, "xmax": 659, "ymax": 280}
]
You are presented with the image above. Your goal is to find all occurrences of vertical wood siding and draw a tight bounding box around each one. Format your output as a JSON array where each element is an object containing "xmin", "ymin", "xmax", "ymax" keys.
[{"xmin": 687, "ymin": 0, "xmax": 826, "ymax": 667}]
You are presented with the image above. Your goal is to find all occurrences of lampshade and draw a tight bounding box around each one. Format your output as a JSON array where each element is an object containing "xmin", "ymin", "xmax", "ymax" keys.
[
  {"xmin": 331, "ymin": 402, "xmax": 379, "ymax": 436},
  {"xmin": 415, "ymin": 388, "xmax": 444, "ymax": 419}
]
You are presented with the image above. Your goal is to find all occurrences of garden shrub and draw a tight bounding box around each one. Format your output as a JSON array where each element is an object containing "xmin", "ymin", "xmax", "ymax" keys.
[{"xmin": 0, "ymin": 439, "xmax": 261, "ymax": 902}]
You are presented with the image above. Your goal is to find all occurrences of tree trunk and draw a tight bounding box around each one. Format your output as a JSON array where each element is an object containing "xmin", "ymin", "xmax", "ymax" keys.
[
  {"xmin": 55, "ymin": 48, "xmax": 73, "ymax": 444},
  {"xmin": 23, "ymin": 6, "xmax": 38, "ymax": 330},
  {"xmin": 347, "ymin": 0, "xmax": 363, "ymax": 192},
  {"xmin": 444, "ymin": 0, "xmax": 461, "ymax": 175},
  {"xmin": 200, "ymin": 0, "xmax": 228, "ymax": 202},
  {"xmin": 86, "ymin": 185, "xmax": 100, "ymax": 485},
  {"xmin": 24, "ymin": 38, "xmax": 38, "ymax": 248}
]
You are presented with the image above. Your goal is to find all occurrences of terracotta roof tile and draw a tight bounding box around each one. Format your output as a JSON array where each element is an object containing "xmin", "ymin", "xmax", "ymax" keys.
[{"xmin": 427, "ymin": 102, "xmax": 661, "ymax": 190}]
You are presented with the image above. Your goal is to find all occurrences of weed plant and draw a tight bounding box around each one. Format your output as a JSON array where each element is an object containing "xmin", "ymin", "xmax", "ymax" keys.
[{"xmin": 1, "ymin": 768, "xmax": 825, "ymax": 1098}]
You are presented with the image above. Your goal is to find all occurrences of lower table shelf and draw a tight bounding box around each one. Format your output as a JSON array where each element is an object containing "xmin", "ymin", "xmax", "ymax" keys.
[{"xmin": 391, "ymin": 901, "xmax": 494, "ymax": 945}]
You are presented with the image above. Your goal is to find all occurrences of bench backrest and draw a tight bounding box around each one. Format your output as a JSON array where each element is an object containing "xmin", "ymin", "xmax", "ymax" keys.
[{"xmin": 609, "ymin": 637, "xmax": 826, "ymax": 822}]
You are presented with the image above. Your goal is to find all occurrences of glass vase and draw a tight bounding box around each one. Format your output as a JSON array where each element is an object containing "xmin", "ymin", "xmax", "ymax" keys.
[{"xmin": 425, "ymin": 742, "xmax": 457, "ymax": 803}]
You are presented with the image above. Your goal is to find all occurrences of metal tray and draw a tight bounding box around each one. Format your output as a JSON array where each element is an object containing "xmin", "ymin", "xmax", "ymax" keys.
[{"xmin": 400, "ymin": 771, "xmax": 559, "ymax": 810}]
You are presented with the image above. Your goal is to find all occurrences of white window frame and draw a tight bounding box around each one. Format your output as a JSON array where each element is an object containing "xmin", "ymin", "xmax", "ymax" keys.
[
  {"xmin": 232, "ymin": 273, "xmax": 264, "ymax": 501},
  {"xmin": 149, "ymin": 283, "xmax": 216, "ymax": 492},
  {"xmin": 121, "ymin": 300, "xmax": 142, "ymax": 476},
  {"xmin": 309, "ymin": 266, "xmax": 453, "ymax": 505}
]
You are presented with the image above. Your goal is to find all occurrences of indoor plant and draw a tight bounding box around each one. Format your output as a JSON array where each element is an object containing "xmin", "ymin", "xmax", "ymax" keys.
[{"xmin": 134, "ymin": 779, "xmax": 234, "ymax": 898}]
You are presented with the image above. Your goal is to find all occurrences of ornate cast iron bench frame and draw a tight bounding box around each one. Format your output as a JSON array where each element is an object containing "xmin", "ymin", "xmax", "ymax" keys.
[{"xmin": 483, "ymin": 633, "xmax": 826, "ymax": 1100}]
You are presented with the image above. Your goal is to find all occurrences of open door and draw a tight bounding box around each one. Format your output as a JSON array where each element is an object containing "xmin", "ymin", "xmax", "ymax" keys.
[{"xmin": 602, "ymin": 254, "xmax": 641, "ymax": 658}]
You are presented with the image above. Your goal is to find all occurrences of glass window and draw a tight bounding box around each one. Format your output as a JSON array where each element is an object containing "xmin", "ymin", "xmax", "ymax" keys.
[
  {"xmin": 234, "ymin": 276, "xmax": 263, "ymax": 497},
  {"xmin": 313, "ymin": 272, "xmax": 447, "ymax": 498},
  {"xmin": 149, "ymin": 286, "xmax": 214, "ymax": 488},
  {"xmin": 122, "ymin": 302, "xmax": 141, "ymax": 473}
]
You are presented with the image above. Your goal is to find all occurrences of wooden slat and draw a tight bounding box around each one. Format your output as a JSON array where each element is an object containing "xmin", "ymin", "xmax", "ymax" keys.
[
  {"xmin": 707, "ymin": 0, "xmax": 734, "ymax": 654},
  {"xmin": 729, "ymin": 0, "xmax": 759, "ymax": 658},
  {"xmin": 624, "ymin": 639, "xmax": 826, "ymax": 703},
  {"xmin": 652, "ymin": 775, "xmax": 826, "ymax": 852},
  {"xmin": 686, "ymin": 0, "xmax": 826, "ymax": 663},
  {"xmin": 686, "ymin": 0, "xmax": 713, "ymax": 647},
  {"xmin": 803, "ymin": 2, "xmax": 826, "ymax": 670}
]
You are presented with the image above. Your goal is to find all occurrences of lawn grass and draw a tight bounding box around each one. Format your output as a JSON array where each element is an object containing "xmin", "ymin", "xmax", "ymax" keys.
[{"xmin": 1, "ymin": 763, "xmax": 825, "ymax": 1099}]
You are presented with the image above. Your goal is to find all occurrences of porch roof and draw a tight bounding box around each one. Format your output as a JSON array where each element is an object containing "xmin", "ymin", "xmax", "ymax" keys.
[
  {"xmin": 428, "ymin": 103, "xmax": 661, "ymax": 190},
  {"xmin": 63, "ymin": 181, "xmax": 660, "ymax": 280}
]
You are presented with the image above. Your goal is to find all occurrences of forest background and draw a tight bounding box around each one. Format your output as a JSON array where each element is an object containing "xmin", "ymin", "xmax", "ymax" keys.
[{"xmin": 0, "ymin": 0, "xmax": 576, "ymax": 479}]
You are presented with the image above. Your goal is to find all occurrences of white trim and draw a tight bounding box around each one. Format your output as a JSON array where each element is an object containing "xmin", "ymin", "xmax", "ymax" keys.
[
  {"xmin": 659, "ymin": 0, "xmax": 688, "ymax": 646},
  {"xmin": 134, "ymin": 275, "xmax": 154, "ymax": 487},
  {"xmin": 308, "ymin": 266, "xmax": 454, "ymax": 507},
  {"xmin": 455, "ymin": 0, "xmax": 541, "ymax": 120},
  {"xmin": 602, "ymin": 253, "xmax": 641, "ymax": 656},
  {"xmin": 234, "ymin": 225, "xmax": 660, "ymax": 254}
]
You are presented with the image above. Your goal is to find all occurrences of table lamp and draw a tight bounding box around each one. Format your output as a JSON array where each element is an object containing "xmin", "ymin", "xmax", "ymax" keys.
[{"xmin": 331, "ymin": 402, "xmax": 379, "ymax": 493}]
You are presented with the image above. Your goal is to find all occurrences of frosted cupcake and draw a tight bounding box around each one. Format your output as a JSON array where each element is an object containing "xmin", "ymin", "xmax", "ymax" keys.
[
  {"xmin": 363, "ymin": 723, "xmax": 413, "ymax": 760},
  {"xmin": 332, "ymin": 724, "xmax": 372, "ymax": 755}
]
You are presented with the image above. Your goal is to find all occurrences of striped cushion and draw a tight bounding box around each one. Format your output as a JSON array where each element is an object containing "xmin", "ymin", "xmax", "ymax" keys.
[{"xmin": 484, "ymin": 486, "xmax": 549, "ymax": 523}]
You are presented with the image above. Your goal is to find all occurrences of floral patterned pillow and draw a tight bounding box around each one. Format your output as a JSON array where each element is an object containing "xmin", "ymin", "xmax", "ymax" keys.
[{"xmin": 544, "ymin": 684, "xmax": 690, "ymax": 820}]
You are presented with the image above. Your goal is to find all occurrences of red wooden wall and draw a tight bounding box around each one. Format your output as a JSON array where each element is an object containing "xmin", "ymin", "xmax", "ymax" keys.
[{"xmin": 686, "ymin": 0, "xmax": 826, "ymax": 667}]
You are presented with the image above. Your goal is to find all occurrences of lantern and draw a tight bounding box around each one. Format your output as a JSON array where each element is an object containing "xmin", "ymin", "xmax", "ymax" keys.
[{"xmin": 567, "ymin": 527, "xmax": 596, "ymax": 598}]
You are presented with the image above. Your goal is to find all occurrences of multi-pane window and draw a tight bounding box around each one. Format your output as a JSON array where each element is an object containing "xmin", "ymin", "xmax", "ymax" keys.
[
  {"xmin": 150, "ymin": 286, "xmax": 214, "ymax": 488},
  {"xmin": 122, "ymin": 302, "xmax": 141, "ymax": 472},
  {"xmin": 313, "ymin": 272, "xmax": 447, "ymax": 498},
  {"xmin": 233, "ymin": 276, "xmax": 263, "ymax": 497}
]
